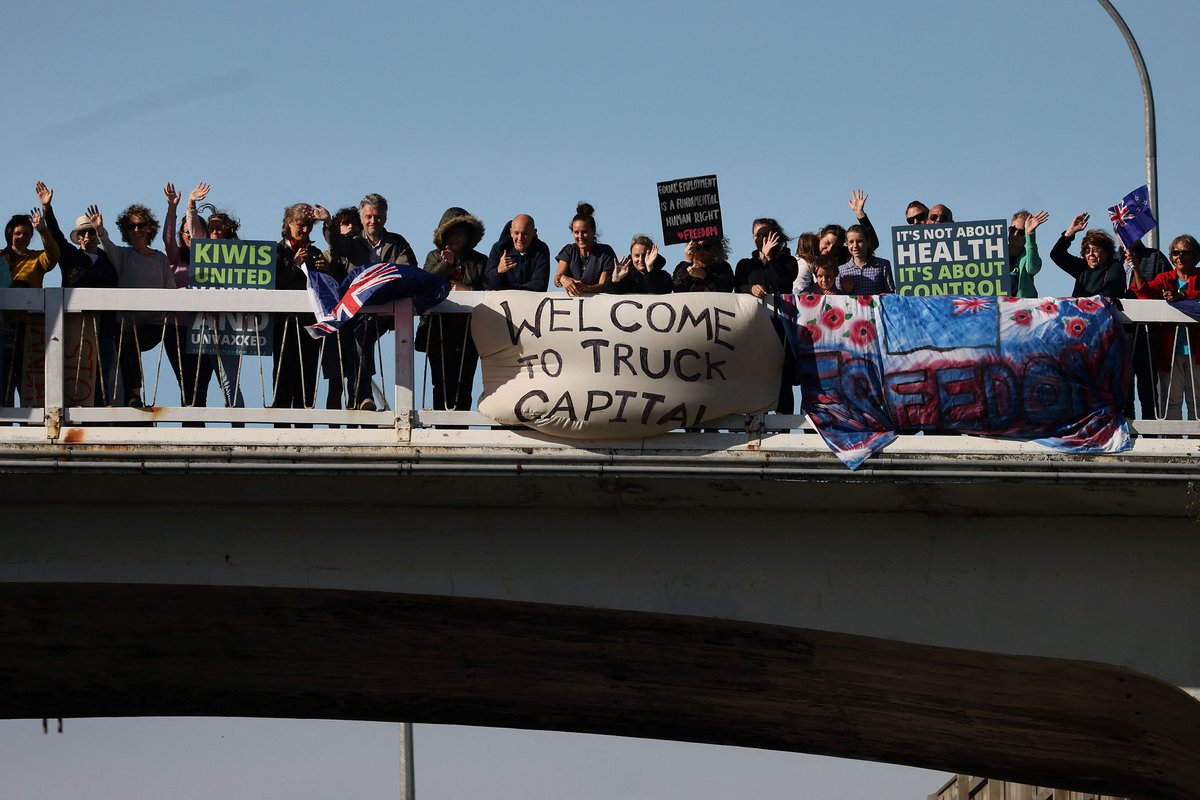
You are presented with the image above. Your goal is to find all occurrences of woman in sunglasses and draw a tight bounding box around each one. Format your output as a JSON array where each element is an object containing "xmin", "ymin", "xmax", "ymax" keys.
[
  {"xmin": 93, "ymin": 201, "xmax": 175, "ymax": 408},
  {"xmin": 1129, "ymin": 234, "xmax": 1200, "ymax": 420},
  {"xmin": 673, "ymin": 237, "xmax": 734, "ymax": 292}
]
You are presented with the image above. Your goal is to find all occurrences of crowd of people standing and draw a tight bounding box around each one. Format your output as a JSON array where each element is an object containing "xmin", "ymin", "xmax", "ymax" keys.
[{"xmin": 1, "ymin": 183, "xmax": 1197, "ymax": 422}]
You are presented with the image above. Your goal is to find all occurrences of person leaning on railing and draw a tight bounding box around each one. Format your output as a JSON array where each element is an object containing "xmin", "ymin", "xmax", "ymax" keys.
[
  {"xmin": 737, "ymin": 218, "xmax": 800, "ymax": 415},
  {"xmin": 1129, "ymin": 234, "xmax": 1200, "ymax": 420},
  {"xmin": 607, "ymin": 235, "xmax": 672, "ymax": 295},
  {"xmin": 483, "ymin": 214, "xmax": 550, "ymax": 292},
  {"xmin": 418, "ymin": 207, "xmax": 488, "ymax": 413},
  {"xmin": 3, "ymin": 206, "xmax": 60, "ymax": 406},
  {"xmin": 36, "ymin": 181, "xmax": 120, "ymax": 407},
  {"xmin": 554, "ymin": 202, "xmax": 615, "ymax": 297}
]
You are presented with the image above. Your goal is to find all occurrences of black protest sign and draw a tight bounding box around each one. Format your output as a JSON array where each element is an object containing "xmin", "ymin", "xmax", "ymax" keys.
[
  {"xmin": 657, "ymin": 175, "xmax": 723, "ymax": 245},
  {"xmin": 891, "ymin": 220, "xmax": 1009, "ymax": 296}
]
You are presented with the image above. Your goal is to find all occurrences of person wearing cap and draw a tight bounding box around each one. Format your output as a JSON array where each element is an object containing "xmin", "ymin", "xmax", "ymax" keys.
[
  {"xmin": 419, "ymin": 207, "xmax": 487, "ymax": 412},
  {"xmin": 35, "ymin": 181, "xmax": 120, "ymax": 406}
]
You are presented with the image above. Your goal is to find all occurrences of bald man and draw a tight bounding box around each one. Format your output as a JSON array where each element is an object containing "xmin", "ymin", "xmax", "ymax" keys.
[
  {"xmin": 928, "ymin": 204, "xmax": 954, "ymax": 224},
  {"xmin": 484, "ymin": 214, "xmax": 551, "ymax": 291}
]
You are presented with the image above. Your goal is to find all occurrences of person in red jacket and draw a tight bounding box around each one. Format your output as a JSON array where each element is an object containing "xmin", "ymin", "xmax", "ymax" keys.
[{"xmin": 1130, "ymin": 234, "xmax": 1200, "ymax": 419}]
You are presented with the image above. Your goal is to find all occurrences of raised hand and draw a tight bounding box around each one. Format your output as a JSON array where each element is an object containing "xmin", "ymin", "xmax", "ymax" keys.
[
  {"xmin": 761, "ymin": 230, "xmax": 781, "ymax": 259},
  {"xmin": 497, "ymin": 253, "xmax": 513, "ymax": 274},
  {"xmin": 613, "ymin": 255, "xmax": 631, "ymax": 283},
  {"xmin": 189, "ymin": 182, "xmax": 211, "ymax": 205},
  {"xmin": 86, "ymin": 204, "xmax": 103, "ymax": 230},
  {"xmin": 1025, "ymin": 210, "xmax": 1049, "ymax": 234},
  {"xmin": 1065, "ymin": 212, "xmax": 1089, "ymax": 237},
  {"xmin": 34, "ymin": 180, "xmax": 53, "ymax": 208},
  {"xmin": 646, "ymin": 243, "xmax": 659, "ymax": 268},
  {"xmin": 30, "ymin": 208, "xmax": 44, "ymax": 229},
  {"xmin": 164, "ymin": 182, "xmax": 181, "ymax": 206},
  {"xmin": 848, "ymin": 189, "xmax": 868, "ymax": 219},
  {"xmin": 311, "ymin": 204, "xmax": 330, "ymax": 222}
]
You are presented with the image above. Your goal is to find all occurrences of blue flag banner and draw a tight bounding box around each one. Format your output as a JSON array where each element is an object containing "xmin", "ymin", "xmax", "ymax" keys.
[
  {"xmin": 1108, "ymin": 185, "xmax": 1157, "ymax": 249},
  {"xmin": 781, "ymin": 294, "xmax": 1132, "ymax": 469},
  {"xmin": 301, "ymin": 262, "xmax": 450, "ymax": 337}
]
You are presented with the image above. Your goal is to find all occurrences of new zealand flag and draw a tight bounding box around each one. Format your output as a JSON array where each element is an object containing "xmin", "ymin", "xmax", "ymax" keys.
[{"xmin": 1108, "ymin": 185, "xmax": 1157, "ymax": 249}]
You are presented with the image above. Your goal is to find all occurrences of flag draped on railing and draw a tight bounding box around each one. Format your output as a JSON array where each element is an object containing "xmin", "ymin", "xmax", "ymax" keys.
[
  {"xmin": 300, "ymin": 262, "xmax": 450, "ymax": 337},
  {"xmin": 780, "ymin": 294, "xmax": 1132, "ymax": 469}
]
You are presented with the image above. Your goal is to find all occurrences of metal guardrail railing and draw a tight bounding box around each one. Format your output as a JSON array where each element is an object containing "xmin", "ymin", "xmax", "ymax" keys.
[{"xmin": 0, "ymin": 288, "xmax": 1197, "ymax": 443}]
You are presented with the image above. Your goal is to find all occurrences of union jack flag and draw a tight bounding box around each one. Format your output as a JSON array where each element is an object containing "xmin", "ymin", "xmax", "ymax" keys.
[
  {"xmin": 1107, "ymin": 185, "xmax": 1157, "ymax": 248},
  {"xmin": 301, "ymin": 261, "xmax": 450, "ymax": 337}
]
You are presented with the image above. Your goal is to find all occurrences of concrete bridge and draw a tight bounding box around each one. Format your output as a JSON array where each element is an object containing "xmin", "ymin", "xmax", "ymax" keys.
[{"xmin": 1, "ymin": 288, "xmax": 1199, "ymax": 800}]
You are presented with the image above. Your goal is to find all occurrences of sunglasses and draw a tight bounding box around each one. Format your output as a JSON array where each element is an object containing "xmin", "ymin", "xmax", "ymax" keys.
[
  {"xmin": 129, "ymin": 222, "xmax": 150, "ymax": 230},
  {"xmin": 906, "ymin": 212, "xmax": 928, "ymax": 224},
  {"xmin": 1171, "ymin": 249, "xmax": 1195, "ymax": 258},
  {"xmin": 927, "ymin": 213, "xmax": 946, "ymax": 223},
  {"xmin": 77, "ymin": 228, "xmax": 97, "ymax": 238}
]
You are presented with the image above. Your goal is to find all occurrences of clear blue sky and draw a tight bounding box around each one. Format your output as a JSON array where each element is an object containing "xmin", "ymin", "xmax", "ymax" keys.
[{"xmin": 4, "ymin": 0, "xmax": 1197, "ymax": 796}]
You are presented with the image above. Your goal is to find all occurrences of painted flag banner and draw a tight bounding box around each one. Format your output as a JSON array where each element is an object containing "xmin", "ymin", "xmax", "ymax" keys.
[
  {"xmin": 301, "ymin": 262, "xmax": 450, "ymax": 337},
  {"xmin": 781, "ymin": 294, "xmax": 1132, "ymax": 469},
  {"xmin": 1108, "ymin": 185, "xmax": 1157, "ymax": 249}
]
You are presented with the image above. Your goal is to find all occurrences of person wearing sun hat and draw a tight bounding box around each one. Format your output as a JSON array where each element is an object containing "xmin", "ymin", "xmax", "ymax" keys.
[
  {"xmin": 419, "ymin": 207, "xmax": 487, "ymax": 413},
  {"xmin": 35, "ymin": 181, "xmax": 120, "ymax": 405}
]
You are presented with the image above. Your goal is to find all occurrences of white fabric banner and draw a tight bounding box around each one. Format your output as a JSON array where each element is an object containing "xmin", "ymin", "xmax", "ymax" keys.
[{"xmin": 473, "ymin": 292, "xmax": 783, "ymax": 438}]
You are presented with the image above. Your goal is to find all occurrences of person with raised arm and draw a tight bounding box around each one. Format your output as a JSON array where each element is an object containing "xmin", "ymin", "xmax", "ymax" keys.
[
  {"xmin": 182, "ymin": 182, "xmax": 247, "ymax": 414},
  {"xmin": 1, "ymin": 201, "xmax": 59, "ymax": 406},
  {"xmin": 838, "ymin": 223, "xmax": 895, "ymax": 295},
  {"xmin": 554, "ymin": 202, "xmax": 615, "ymax": 297},
  {"xmin": 672, "ymin": 237, "xmax": 734, "ymax": 293},
  {"xmin": 483, "ymin": 214, "xmax": 550, "ymax": 292},
  {"xmin": 607, "ymin": 235, "xmax": 672, "ymax": 295},
  {"xmin": 272, "ymin": 203, "xmax": 331, "ymax": 427},
  {"xmin": 92, "ymin": 199, "xmax": 175, "ymax": 408},
  {"xmin": 1049, "ymin": 212, "xmax": 1126, "ymax": 300},
  {"xmin": 1005, "ymin": 210, "xmax": 1049, "ymax": 298},
  {"xmin": 735, "ymin": 218, "xmax": 798, "ymax": 297},
  {"xmin": 35, "ymin": 181, "xmax": 120, "ymax": 406}
]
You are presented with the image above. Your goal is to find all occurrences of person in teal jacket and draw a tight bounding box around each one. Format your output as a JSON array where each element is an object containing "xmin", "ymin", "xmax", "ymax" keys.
[{"xmin": 1006, "ymin": 209, "xmax": 1049, "ymax": 298}]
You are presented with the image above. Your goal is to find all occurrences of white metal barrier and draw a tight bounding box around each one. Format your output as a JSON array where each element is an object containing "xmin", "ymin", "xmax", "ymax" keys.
[{"xmin": 1, "ymin": 289, "xmax": 1198, "ymax": 442}]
